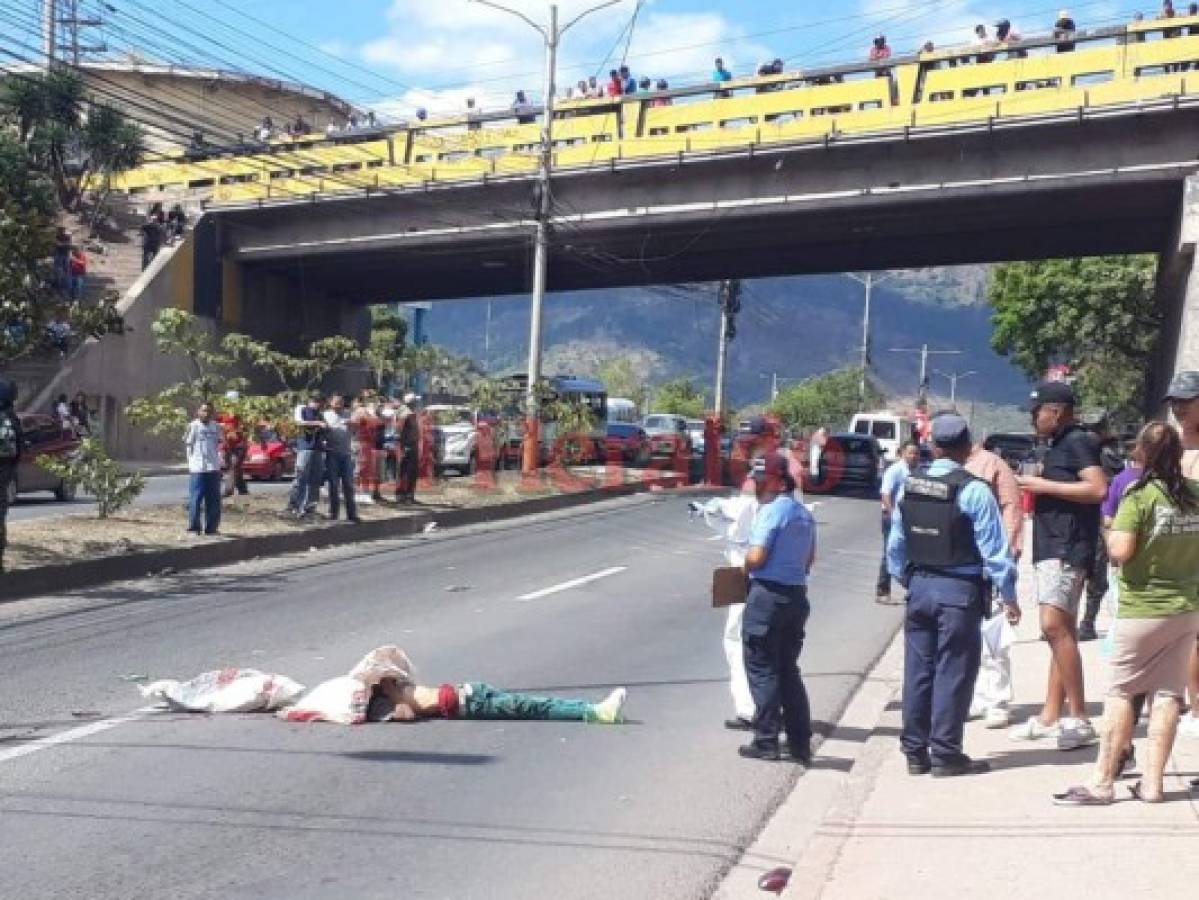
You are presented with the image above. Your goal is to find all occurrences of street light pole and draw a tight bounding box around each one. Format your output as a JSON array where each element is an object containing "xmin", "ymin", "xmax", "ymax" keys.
[
  {"xmin": 42, "ymin": 0, "xmax": 57, "ymax": 69},
  {"xmin": 845, "ymin": 271, "xmax": 892, "ymax": 407},
  {"xmin": 471, "ymin": 0, "xmax": 620, "ymax": 474},
  {"xmin": 932, "ymin": 369, "xmax": 978, "ymax": 407},
  {"xmin": 888, "ymin": 344, "xmax": 963, "ymax": 403}
]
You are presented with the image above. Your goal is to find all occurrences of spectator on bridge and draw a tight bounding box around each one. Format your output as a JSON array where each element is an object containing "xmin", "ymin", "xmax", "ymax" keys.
[
  {"xmin": 323, "ymin": 393, "xmax": 359, "ymax": 523},
  {"xmin": 513, "ymin": 90, "xmax": 536, "ymax": 124},
  {"xmin": 167, "ymin": 204, "xmax": 186, "ymax": 245},
  {"xmin": 67, "ymin": 245, "xmax": 87, "ymax": 301},
  {"xmin": 620, "ymin": 65, "xmax": 637, "ymax": 94},
  {"xmin": 995, "ymin": 18, "xmax": 1026, "ymax": 56},
  {"xmin": 255, "ymin": 116, "xmax": 274, "ymax": 142},
  {"xmin": 184, "ymin": 401, "xmax": 223, "ymax": 537},
  {"xmin": 638, "ymin": 76, "xmax": 652, "ymax": 93},
  {"xmin": 53, "ymin": 227, "xmax": 71, "ymax": 290},
  {"xmin": 289, "ymin": 114, "xmax": 310, "ymax": 137},
  {"xmin": 869, "ymin": 35, "xmax": 892, "ymax": 75},
  {"xmin": 606, "ymin": 69, "xmax": 624, "ymax": 97},
  {"xmin": 576, "ymin": 78, "xmax": 590, "ymax": 99},
  {"xmin": 1054, "ymin": 9, "xmax": 1078, "ymax": 51},
  {"xmin": 712, "ymin": 57, "xmax": 733, "ymax": 82},
  {"xmin": 325, "ymin": 121, "xmax": 339, "ymax": 137},
  {"xmin": 587, "ymin": 75, "xmax": 601, "ymax": 97},
  {"xmin": 652, "ymin": 79, "xmax": 672, "ymax": 106},
  {"xmin": 415, "ymin": 107, "xmax": 428, "ymax": 122},
  {"xmin": 973, "ymin": 24, "xmax": 996, "ymax": 62},
  {"xmin": 465, "ymin": 97, "xmax": 482, "ymax": 130}
]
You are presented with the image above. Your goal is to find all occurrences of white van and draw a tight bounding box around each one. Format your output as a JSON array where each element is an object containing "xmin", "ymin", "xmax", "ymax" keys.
[{"xmin": 849, "ymin": 412, "xmax": 918, "ymax": 464}]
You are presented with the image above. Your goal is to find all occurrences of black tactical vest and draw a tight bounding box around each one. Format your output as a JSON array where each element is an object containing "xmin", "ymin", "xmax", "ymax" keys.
[{"xmin": 900, "ymin": 468, "xmax": 985, "ymax": 570}]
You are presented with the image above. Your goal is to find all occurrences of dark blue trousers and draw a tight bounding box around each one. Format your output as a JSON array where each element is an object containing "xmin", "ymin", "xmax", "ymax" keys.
[
  {"xmin": 743, "ymin": 579, "xmax": 812, "ymax": 750},
  {"xmin": 878, "ymin": 512, "xmax": 892, "ymax": 594},
  {"xmin": 901, "ymin": 572, "xmax": 984, "ymax": 763},
  {"xmin": 187, "ymin": 471, "xmax": 221, "ymax": 535}
]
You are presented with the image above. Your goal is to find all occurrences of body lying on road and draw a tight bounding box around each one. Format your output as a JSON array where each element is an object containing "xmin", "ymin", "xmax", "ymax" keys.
[{"xmin": 139, "ymin": 644, "xmax": 627, "ymax": 726}]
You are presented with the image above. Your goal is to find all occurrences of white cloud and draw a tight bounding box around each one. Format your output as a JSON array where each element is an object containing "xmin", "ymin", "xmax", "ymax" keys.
[{"xmin": 358, "ymin": 1, "xmax": 771, "ymax": 115}]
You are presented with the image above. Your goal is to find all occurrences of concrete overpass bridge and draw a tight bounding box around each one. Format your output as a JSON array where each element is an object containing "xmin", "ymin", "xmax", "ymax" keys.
[{"xmin": 201, "ymin": 98, "xmax": 1199, "ymax": 392}]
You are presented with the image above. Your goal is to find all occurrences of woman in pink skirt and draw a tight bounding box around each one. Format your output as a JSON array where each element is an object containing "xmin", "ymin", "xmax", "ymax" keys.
[{"xmin": 1054, "ymin": 421, "xmax": 1199, "ymax": 805}]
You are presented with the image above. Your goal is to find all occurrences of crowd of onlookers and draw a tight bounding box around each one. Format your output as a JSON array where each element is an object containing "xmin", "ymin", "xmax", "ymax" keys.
[
  {"xmin": 185, "ymin": 390, "xmax": 435, "ymax": 537},
  {"xmin": 141, "ymin": 201, "xmax": 187, "ymax": 271}
]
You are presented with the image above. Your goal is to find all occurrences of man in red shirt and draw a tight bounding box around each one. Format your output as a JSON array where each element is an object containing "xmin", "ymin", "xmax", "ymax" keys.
[{"xmin": 217, "ymin": 391, "xmax": 249, "ymax": 496}]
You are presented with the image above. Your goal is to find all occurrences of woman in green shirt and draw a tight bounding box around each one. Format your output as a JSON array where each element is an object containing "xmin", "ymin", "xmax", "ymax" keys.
[{"xmin": 1054, "ymin": 422, "xmax": 1199, "ymax": 805}]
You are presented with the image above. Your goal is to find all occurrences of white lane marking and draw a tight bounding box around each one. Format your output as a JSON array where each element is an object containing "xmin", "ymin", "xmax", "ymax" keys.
[
  {"xmin": 514, "ymin": 567, "xmax": 628, "ymax": 602},
  {"xmin": 0, "ymin": 705, "xmax": 159, "ymax": 765}
]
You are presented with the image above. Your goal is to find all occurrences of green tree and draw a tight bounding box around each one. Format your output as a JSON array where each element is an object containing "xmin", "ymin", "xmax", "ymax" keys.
[
  {"xmin": 989, "ymin": 256, "xmax": 1159, "ymax": 419},
  {"xmin": 0, "ymin": 131, "xmax": 123, "ymax": 363},
  {"xmin": 769, "ymin": 368, "xmax": 883, "ymax": 431},
  {"xmin": 1, "ymin": 70, "xmax": 145, "ymax": 212},
  {"xmin": 361, "ymin": 305, "xmax": 408, "ymax": 392},
  {"xmin": 652, "ymin": 377, "xmax": 707, "ymax": 419},
  {"xmin": 36, "ymin": 438, "xmax": 145, "ymax": 519},
  {"xmin": 595, "ymin": 354, "xmax": 651, "ymax": 410}
]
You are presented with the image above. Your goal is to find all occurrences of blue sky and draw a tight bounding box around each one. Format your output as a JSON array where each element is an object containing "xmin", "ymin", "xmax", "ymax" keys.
[{"xmin": 11, "ymin": 0, "xmax": 1145, "ymax": 115}]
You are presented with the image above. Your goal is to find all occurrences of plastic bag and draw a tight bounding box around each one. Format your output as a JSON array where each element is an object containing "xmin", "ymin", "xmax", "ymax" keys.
[
  {"xmin": 140, "ymin": 667, "xmax": 306, "ymax": 713},
  {"xmin": 276, "ymin": 676, "xmax": 369, "ymax": 725},
  {"xmin": 971, "ymin": 615, "xmax": 1016, "ymax": 715}
]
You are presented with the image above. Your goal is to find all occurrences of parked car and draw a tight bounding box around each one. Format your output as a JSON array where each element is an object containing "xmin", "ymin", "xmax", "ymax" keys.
[
  {"xmin": 982, "ymin": 432, "xmax": 1039, "ymax": 472},
  {"xmin": 429, "ymin": 405, "xmax": 504, "ymax": 476},
  {"xmin": 5, "ymin": 414, "xmax": 80, "ymax": 504},
  {"xmin": 242, "ymin": 426, "xmax": 297, "ymax": 481},
  {"xmin": 642, "ymin": 413, "xmax": 692, "ymax": 459},
  {"xmin": 605, "ymin": 423, "xmax": 651, "ymax": 467},
  {"xmin": 818, "ymin": 433, "xmax": 883, "ymax": 492}
]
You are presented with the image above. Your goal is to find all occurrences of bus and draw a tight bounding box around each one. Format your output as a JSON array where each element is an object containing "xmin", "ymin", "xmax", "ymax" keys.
[
  {"xmin": 607, "ymin": 398, "xmax": 638, "ymax": 424},
  {"xmin": 496, "ymin": 374, "xmax": 609, "ymax": 467}
]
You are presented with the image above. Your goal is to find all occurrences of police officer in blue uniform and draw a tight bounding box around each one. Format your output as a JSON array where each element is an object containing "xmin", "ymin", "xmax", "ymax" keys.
[
  {"xmin": 740, "ymin": 451, "xmax": 818, "ymax": 763},
  {"xmin": 887, "ymin": 414, "xmax": 1021, "ymax": 776}
]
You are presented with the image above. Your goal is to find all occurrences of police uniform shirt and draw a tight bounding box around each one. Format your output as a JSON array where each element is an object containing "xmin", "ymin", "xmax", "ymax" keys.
[
  {"xmin": 748, "ymin": 495, "xmax": 816, "ymax": 586},
  {"xmin": 886, "ymin": 458, "xmax": 1018, "ymax": 601}
]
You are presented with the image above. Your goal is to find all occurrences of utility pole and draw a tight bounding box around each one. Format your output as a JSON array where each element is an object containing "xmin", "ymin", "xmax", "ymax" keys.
[
  {"xmin": 483, "ymin": 300, "xmax": 492, "ymax": 374},
  {"xmin": 58, "ymin": 0, "xmax": 106, "ymax": 65},
  {"xmin": 932, "ymin": 369, "xmax": 977, "ymax": 407},
  {"xmin": 888, "ymin": 344, "xmax": 963, "ymax": 404},
  {"xmin": 714, "ymin": 279, "xmax": 742, "ymax": 416},
  {"xmin": 42, "ymin": 0, "xmax": 57, "ymax": 69},
  {"xmin": 845, "ymin": 272, "xmax": 892, "ymax": 407},
  {"xmin": 471, "ymin": 0, "xmax": 620, "ymax": 474}
]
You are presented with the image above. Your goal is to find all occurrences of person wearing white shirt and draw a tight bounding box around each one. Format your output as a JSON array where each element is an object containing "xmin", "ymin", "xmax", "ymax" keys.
[
  {"xmin": 184, "ymin": 402, "xmax": 223, "ymax": 535},
  {"xmin": 322, "ymin": 394, "xmax": 359, "ymax": 522}
]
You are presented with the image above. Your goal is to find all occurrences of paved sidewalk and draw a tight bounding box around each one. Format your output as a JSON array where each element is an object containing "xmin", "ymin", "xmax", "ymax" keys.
[{"xmin": 718, "ymin": 553, "xmax": 1199, "ymax": 900}]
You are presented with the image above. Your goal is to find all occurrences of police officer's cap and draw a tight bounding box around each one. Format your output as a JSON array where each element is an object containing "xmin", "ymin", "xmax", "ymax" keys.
[
  {"xmin": 930, "ymin": 413, "xmax": 971, "ymax": 446},
  {"xmin": 1025, "ymin": 380, "xmax": 1076, "ymax": 411},
  {"xmin": 1164, "ymin": 370, "xmax": 1199, "ymax": 402}
]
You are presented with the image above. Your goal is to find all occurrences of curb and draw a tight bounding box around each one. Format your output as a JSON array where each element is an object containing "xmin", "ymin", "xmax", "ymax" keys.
[
  {"xmin": 0, "ymin": 479, "xmax": 678, "ymax": 602},
  {"xmin": 712, "ymin": 628, "xmax": 905, "ymax": 900}
]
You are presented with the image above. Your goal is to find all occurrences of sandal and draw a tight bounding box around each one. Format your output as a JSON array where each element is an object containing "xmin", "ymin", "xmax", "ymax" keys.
[
  {"xmin": 1127, "ymin": 781, "xmax": 1163, "ymax": 804},
  {"xmin": 1052, "ymin": 785, "xmax": 1114, "ymax": 806}
]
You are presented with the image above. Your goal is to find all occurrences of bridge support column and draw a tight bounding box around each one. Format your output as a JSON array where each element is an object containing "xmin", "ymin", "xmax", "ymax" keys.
[{"xmin": 1153, "ymin": 175, "xmax": 1199, "ymax": 404}]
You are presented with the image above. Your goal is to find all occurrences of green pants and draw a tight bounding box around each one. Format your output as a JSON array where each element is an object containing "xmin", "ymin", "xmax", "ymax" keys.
[{"xmin": 460, "ymin": 682, "xmax": 595, "ymax": 721}]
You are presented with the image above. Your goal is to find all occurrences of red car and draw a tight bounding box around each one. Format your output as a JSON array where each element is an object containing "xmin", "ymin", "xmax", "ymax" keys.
[
  {"xmin": 242, "ymin": 427, "xmax": 297, "ymax": 481},
  {"xmin": 5, "ymin": 414, "xmax": 80, "ymax": 504},
  {"xmin": 604, "ymin": 423, "xmax": 650, "ymax": 467}
]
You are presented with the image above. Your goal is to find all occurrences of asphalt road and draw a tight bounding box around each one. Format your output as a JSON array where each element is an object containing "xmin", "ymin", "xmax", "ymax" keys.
[
  {"xmin": 8, "ymin": 474, "xmax": 293, "ymax": 522},
  {"xmin": 0, "ymin": 490, "xmax": 899, "ymax": 900}
]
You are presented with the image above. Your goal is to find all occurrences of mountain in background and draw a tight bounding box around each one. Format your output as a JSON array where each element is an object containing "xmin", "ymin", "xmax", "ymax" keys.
[{"xmin": 422, "ymin": 266, "xmax": 1031, "ymax": 412}]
